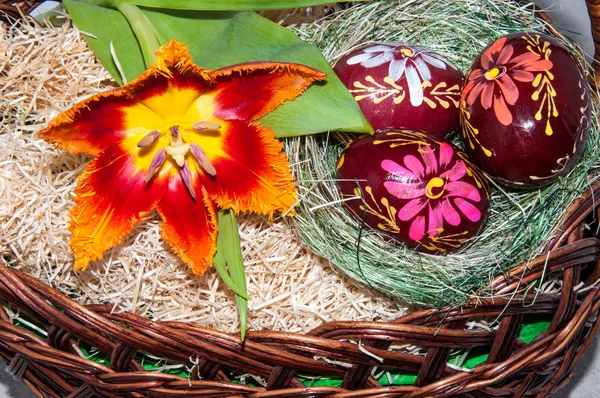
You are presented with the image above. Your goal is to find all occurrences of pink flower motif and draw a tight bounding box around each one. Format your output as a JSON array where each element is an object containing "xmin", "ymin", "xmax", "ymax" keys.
[
  {"xmin": 462, "ymin": 37, "xmax": 553, "ymax": 126},
  {"xmin": 381, "ymin": 143, "xmax": 482, "ymax": 242}
]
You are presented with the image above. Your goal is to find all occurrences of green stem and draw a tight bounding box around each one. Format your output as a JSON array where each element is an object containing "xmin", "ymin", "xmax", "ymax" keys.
[
  {"xmin": 86, "ymin": 0, "xmax": 347, "ymax": 11},
  {"xmin": 213, "ymin": 250, "xmax": 250, "ymax": 300},
  {"xmin": 116, "ymin": 3, "xmax": 161, "ymax": 66},
  {"xmin": 216, "ymin": 209, "xmax": 248, "ymax": 341}
]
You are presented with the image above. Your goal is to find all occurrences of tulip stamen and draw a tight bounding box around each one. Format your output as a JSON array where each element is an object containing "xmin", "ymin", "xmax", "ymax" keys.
[
  {"xmin": 193, "ymin": 121, "xmax": 221, "ymax": 131},
  {"xmin": 145, "ymin": 148, "xmax": 166, "ymax": 183},
  {"xmin": 137, "ymin": 130, "xmax": 161, "ymax": 147},
  {"xmin": 190, "ymin": 143, "xmax": 217, "ymax": 178}
]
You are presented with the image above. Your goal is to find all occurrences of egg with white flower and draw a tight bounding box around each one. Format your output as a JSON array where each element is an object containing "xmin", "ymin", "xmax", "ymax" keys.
[{"xmin": 334, "ymin": 43, "xmax": 464, "ymax": 138}]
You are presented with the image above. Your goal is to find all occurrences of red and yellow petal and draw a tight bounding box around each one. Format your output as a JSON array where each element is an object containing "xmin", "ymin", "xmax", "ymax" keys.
[
  {"xmin": 152, "ymin": 39, "xmax": 205, "ymax": 78},
  {"xmin": 69, "ymin": 145, "xmax": 168, "ymax": 270},
  {"xmin": 157, "ymin": 172, "xmax": 218, "ymax": 276},
  {"xmin": 43, "ymin": 39, "xmax": 321, "ymax": 276},
  {"xmin": 130, "ymin": 71, "xmax": 208, "ymax": 123},
  {"xmin": 210, "ymin": 62, "xmax": 327, "ymax": 121},
  {"xmin": 199, "ymin": 121, "xmax": 296, "ymax": 216},
  {"xmin": 38, "ymin": 89, "xmax": 139, "ymax": 156}
]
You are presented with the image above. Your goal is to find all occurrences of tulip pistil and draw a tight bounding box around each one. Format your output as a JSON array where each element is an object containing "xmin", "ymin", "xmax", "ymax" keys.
[{"xmin": 143, "ymin": 124, "xmax": 218, "ymax": 200}]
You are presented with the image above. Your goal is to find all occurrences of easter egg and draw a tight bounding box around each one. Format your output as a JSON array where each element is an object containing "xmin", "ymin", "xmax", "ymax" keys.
[
  {"xmin": 334, "ymin": 43, "xmax": 464, "ymax": 139},
  {"xmin": 336, "ymin": 129, "xmax": 490, "ymax": 254},
  {"xmin": 460, "ymin": 32, "xmax": 591, "ymax": 188}
]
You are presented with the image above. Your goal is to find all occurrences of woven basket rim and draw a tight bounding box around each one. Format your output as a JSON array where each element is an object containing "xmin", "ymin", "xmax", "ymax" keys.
[{"xmin": 2, "ymin": 1, "xmax": 600, "ymax": 397}]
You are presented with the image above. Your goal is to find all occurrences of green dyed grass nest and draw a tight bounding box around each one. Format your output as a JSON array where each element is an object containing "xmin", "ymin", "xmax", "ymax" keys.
[{"xmin": 286, "ymin": 0, "xmax": 600, "ymax": 308}]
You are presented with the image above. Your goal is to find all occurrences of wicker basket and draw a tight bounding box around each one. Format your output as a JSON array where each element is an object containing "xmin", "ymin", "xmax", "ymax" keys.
[{"xmin": 2, "ymin": 1, "xmax": 600, "ymax": 397}]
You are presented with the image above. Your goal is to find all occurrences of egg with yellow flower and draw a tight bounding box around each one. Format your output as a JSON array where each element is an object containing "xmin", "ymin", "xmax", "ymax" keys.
[{"xmin": 460, "ymin": 32, "xmax": 591, "ymax": 188}]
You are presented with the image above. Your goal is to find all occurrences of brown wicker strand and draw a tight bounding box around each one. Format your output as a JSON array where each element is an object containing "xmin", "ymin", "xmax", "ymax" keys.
[{"xmin": 0, "ymin": 1, "xmax": 43, "ymax": 23}]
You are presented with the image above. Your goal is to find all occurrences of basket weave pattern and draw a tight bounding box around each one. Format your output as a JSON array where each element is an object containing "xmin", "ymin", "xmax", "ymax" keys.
[{"xmin": 1, "ymin": 1, "xmax": 600, "ymax": 397}]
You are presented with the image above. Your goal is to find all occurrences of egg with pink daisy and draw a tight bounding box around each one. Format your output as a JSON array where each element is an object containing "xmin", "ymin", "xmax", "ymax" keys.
[{"xmin": 337, "ymin": 129, "xmax": 489, "ymax": 254}]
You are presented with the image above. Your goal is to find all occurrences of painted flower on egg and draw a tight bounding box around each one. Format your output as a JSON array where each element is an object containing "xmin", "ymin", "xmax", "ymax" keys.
[
  {"xmin": 335, "ymin": 44, "xmax": 463, "ymax": 138},
  {"xmin": 38, "ymin": 39, "xmax": 325, "ymax": 274},
  {"xmin": 346, "ymin": 44, "xmax": 449, "ymax": 106},
  {"xmin": 462, "ymin": 36, "xmax": 553, "ymax": 126},
  {"xmin": 381, "ymin": 143, "xmax": 483, "ymax": 242},
  {"xmin": 337, "ymin": 129, "xmax": 489, "ymax": 254}
]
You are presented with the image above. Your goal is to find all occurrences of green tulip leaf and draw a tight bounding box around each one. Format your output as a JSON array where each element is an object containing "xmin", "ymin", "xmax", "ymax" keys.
[
  {"xmin": 216, "ymin": 210, "xmax": 249, "ymax": 340},
  {"xmin": 64, "ymin": 0, "xmax": 145, "ymax": 85}
]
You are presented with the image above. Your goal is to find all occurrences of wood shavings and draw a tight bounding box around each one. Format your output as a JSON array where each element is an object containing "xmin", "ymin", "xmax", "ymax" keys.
[{"xmin": 0, "ymin": 19, "xmax": 409, "ymax": 334}]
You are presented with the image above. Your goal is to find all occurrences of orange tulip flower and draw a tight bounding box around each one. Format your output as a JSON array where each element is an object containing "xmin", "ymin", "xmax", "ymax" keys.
[{"xmin": 39, "ymin": 39, "xmax": 326, "ymax": 275}]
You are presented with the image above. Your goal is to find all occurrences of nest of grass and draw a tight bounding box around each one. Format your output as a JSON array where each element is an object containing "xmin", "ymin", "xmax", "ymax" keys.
[{"xmin": 287, "ymin": 0, "xmax": 600, "ymax": 307}]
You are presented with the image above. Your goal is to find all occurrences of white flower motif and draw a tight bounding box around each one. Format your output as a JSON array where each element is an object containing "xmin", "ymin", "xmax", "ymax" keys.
[{"xmin": 347, "ymin": 43, "xmax": 449, "ymax": 106}]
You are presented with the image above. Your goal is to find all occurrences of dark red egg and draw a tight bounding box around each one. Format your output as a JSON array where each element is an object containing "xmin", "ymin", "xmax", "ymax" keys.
[
  {"xmin": 334, "ymin": 43, "xmax": 464, "ymax": 139},
  {"xmin": 337, "ymin": 129, "xmax": 490, "ymax": 254},
  {"xmin": 460, "ymin": 32, "xmax": 591, "ymax": 188}
]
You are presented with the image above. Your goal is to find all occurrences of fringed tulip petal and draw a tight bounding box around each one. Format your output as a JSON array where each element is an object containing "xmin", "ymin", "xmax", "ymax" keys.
[
  {"xmin": 126, "ymin": 40, "xmax": 219, "ymax": 124},
  {"xmin": 201, "ymin": 121, "xmax": 296, "ymax": 216},
  {"xmin": 211, "ymin": 62, "xmax": 327, "ymax": 121},
  {"xmin": 69, "ymin": 145, "xmax": 168, "ymax": 270},
  {"xmin": 131, "ymin": 71, "xmax": 208, "ymax": 122},
  {"xmin": 38, "ymin": 90, "xmax": 142, "ymax": 156},
  {"xmin": 39, "ymin": 40, "xmax": 209, "ymax": 156},
  {"xmin": 158, "ymin": 175, "xmax": 218, "ymax": 276}
]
